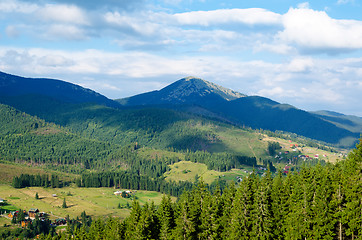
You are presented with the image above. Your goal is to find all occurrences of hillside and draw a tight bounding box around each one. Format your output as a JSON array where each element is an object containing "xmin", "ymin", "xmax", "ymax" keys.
[
  {"xmin": 118, "ymin": 77, "xmax": 359, "ymax": 147},
  {"xmin": 0, "ymin": 71, "xmax": 120, "ymax": 108},
  {"xmin": 312, "ymin": 110, "xmax": 362, "ymax": 133}
]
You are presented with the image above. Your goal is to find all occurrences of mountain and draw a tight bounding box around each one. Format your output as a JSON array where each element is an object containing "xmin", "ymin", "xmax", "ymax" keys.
[
  {"xmin": 118, "ymin": 77, "xmax": 359, "ymax": 147},
  {"xmin": 118, "ymin": 76, "xmax": 246, "ymax": 106},
  {"xmin": 0, "ymin": 71, "xmax": 120, "ymax": 108},
  {"xmin": 311, "ymin": 110, "xmax": 362, "ymax": 133}
]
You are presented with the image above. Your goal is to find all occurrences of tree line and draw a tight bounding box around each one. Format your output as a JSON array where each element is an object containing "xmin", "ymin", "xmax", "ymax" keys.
[
  {"xmin": 75, "ymin": 171, "xmax": 194, "ymax": 197},
  {"xmin": 12, "ymin": 174, "xmax": 61, "ymax": 188}
]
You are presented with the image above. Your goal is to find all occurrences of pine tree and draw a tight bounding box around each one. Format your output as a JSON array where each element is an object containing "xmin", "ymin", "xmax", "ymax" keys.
[
  {"xmin": 158, "ymin": 195, "xmax": 175, "ymax": 240},
  {"xmin": 125, "ymin": 199, "xmax": 142, "ymax": 239},
  {"xmin": 340, "ymin": 139, "xmax": 362, "ymax": 239},
  {"xmin": 35, "ymin": 192, "xmax": 39, "ymax": 200},
  {"xmin": 62, "ymin": 198, "xmax": 67, "ymax": 208},
  {"xmin": 251, "ymin": 169, "xmax": 274, "ymax": 240}
]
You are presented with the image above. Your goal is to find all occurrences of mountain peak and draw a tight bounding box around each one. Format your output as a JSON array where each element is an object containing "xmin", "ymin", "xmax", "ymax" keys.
[{"xmin": 161, "ymin": 76, "xmax": 246, "ymax": 102}]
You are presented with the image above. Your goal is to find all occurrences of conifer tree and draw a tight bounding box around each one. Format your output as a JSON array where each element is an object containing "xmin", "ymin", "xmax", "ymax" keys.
[
  {"xmin": 62, "ymin": 198, "xmax": 67, "ymax": 208},
  {"xmin": 125, "ymin": 200, "xmax": 142, "ymax": 239},
  {"xmin": 251, "ymin": 169, "xmax": 274, "ymax": 239},
  {"xmin": 158, "ymin": 195, "xmax": 175, "ymax": 240}
]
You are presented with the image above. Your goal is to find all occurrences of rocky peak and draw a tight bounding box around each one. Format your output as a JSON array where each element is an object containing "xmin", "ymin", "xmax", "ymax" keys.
[{"xmin": 161, "ymin": 76, "xmax": 246, "ymax": 102}]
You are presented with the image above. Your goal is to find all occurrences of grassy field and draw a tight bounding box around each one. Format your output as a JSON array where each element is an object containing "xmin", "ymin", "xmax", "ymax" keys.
[
  {"xmin": 163, "ymin": 161, "xmax": 256, "ymax": 184},
  {"xmin": 0, "ymin": 161, "xmax": 78, "ymax": 184},
  {"xmin": 0, "ymin": 185, "xmax": 175, "ymax": 220},
  {"xmin": 261, "ymin": 136, "xmax": 345, "ymax": 163},
  {"xmin": 183, "ymin": 123, "xmax": 269, "ymax": 164}
]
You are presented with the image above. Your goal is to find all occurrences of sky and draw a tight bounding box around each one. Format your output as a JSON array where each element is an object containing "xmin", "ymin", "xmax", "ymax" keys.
[{"xmin": 1, "ymin": 0, "xmax": 362, "ymax": 116}]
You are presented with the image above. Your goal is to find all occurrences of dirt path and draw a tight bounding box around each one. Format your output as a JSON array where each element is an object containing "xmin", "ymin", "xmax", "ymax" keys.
[{"xmin": 247, "ymin": 140, "xmax": 258, "ymax": 159}]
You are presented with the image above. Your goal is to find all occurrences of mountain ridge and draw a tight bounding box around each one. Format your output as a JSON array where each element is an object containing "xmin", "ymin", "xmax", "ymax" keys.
[
  {"xmin": 0, "ymin": 71, "xmax": 121, "ymax": 109},
  {"xmin": 0, "ymin": 71, "xmax": 359, "ymax": 147},
  {"xmin": 118, "ymin": 76, "xmax": 360, "ymax": 147},
  {"xmin": 118, "ymin": 76, "xmax": 246, "ymax": 106}
]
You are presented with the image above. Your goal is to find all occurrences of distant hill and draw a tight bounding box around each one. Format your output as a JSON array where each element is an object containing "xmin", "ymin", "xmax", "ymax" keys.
[
  {"xmin": 311, "ymin": 110, "xmax": 362, "ymax": 133},
  {"xmin": 118, "ymin": 77, "xmax": 359, "ymax": 147},
  {"xmin": 0, "ymin": 71, "xmax": 120, "ymax": 108}
]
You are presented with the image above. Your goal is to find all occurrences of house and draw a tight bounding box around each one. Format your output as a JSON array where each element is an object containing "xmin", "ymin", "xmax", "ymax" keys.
[
  {"xmin": 114, "ymin": 191, "xmax": 122, "ymax": 195},
  {"xmin": 28, "ymin": 208, "xmax": 39, "ymax": 218},
  {"xmin": 52, "ymin": 194, "xmax": 57, "ymax": 197},
  {"xmin": 54, "ymin": 218, "xmax": 67, "ymax": 225},
  {"xmin": 21, "ymin": 219, "xmax": 32, "ymax": 228},
  {"xmin": 0, "ymin": 198, "xmax": 4, "ymax": 203},
  {"xmin": 8, "ymin": 211, "xmax": 19, "ymax": 218}
]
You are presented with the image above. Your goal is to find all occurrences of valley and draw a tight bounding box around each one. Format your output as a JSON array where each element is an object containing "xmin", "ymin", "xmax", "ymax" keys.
[{"xmin": 0, "ymin": 72, "xmax": 360, "ymax": 239}]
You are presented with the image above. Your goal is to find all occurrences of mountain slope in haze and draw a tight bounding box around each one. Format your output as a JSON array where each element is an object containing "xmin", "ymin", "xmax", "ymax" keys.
[
  {"xmin": 118, "ymin": 77, "xmax": 359, "ymax": 147},
  {"xmin": 0, "ymin": 71, "xmax": 120, "ymax": 108},
  {"xmin": 118, "ymin": 76, "xmax": 246, "ymax": 106},
  {"xmin": 312, "ymin": 110, "xmax": 362, "ymax": 133}
]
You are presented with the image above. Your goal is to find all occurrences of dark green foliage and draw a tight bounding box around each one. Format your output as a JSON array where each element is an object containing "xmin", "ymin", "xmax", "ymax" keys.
[
  {"xmin": 268, "ymin": 141, "xmax": 281, "ymax": 156},
  {"xmin": 62, "ymin": 198, "xmax": 67, "ymax": 208},
  {"xmin": 12, "ymin": 174, "xmax": 51, "ymax": 188},
  {"xmin": 76, "ymin": 171, "xmax": 193, "ymax": 197}
]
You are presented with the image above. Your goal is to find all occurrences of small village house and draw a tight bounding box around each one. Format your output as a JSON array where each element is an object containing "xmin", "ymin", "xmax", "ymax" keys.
[
  {"xmin": 8, "ymin": 210, "xmax": 19, "ymax": 218},
  {"xmin": 21, "ymin": 219, "xmax": 32, "ymax": 228},
  {"xmin": 28, "ymin": 208, "xmax": 39, "ymax": 218}
]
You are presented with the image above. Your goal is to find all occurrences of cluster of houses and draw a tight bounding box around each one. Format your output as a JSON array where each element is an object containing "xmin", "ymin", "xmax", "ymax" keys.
[
  {"xmin": 7, "ymin": 208, "xmax": 66, "ymax": 227},
  {"xmin": 114, "ymin": 190, "xmax": 133, "ymax": 198}
]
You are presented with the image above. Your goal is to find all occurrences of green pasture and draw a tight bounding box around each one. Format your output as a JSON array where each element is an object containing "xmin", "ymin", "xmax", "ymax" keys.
[
  {"xmin": 0, "ymin": 185, "xmax": 175, "ymax": 220},
  {"xmin": 0, "ymin": 161, "xmax": 78, "ymax": 184},
  {"xmin": 164, "ymin": 161, "xmax": 256, "ymax": 184}
]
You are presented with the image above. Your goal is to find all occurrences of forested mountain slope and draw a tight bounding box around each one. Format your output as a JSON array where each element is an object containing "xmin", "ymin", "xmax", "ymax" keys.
[
  {"xmin": 0, "ymin": 71, "xmax": 120, "ymax": 108},
  {"xmin": 118, "ymin": 77, "xmax": 359, "ymax": 147}
]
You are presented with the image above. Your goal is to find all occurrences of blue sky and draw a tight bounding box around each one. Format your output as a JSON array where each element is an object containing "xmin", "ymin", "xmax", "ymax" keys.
[{"xmin": 1, "ymin": 0, "xmax": 362, "ymax": 116}]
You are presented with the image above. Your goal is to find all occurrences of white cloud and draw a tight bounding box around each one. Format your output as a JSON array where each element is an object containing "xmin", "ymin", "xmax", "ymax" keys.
[
  {"xmin": 278, "ymin": 8, "xmax": 362, "ymax": 53},
  {"xmin": 286, "ymin": 58, "xmax": 314, "ymax": 73},
  {"xmin": 174, "ymin": 8, "xmax": 282, "ymax": 26},
  {"xmin": 38, "ymin": 4, "xmax": 89, "ymax": 25},
  {"xmin": 297, "ymin": 2, "xmax": 310, "ymax": 9},
  {"xmin": 38, "ymin": 55, "xmax": 74, "ymax": 67},
  {"xmin": 0, "ymin": 0, "xmax": 38, "ymax": 13},
  {"xmin": 104, "ymin": 11, "xmax": 161, "ymax": 36},
  {"xmin": 44, "ymin": 24, "xmax": 87, "ymax": 41},
  {"xmin": 254, "ymin": 43, "xmax": 295, "ymax": 55},
  {"xmin": 337, "ymin": 0, "xmax": 355, "ymax": 4}
]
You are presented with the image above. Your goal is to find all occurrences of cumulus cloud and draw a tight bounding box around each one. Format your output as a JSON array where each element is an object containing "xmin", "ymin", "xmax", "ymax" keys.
[
  {"xmin": 38, "ymin": 4, "xmax": 89, "ymax": 25},
  {"xmin": 174, "ymin": 8, "xmax": 282, "ymax": 26},
  {"xmin": 278, "ymin": 8, "xmax": 362, "ymax": 53},
  {"xmin": 286, "ymin": 58, "xmax": 314, "ymax": 73},
  {"xmin": 0, "ymin": 0, "xmax": 38, "ymax": 13}
]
